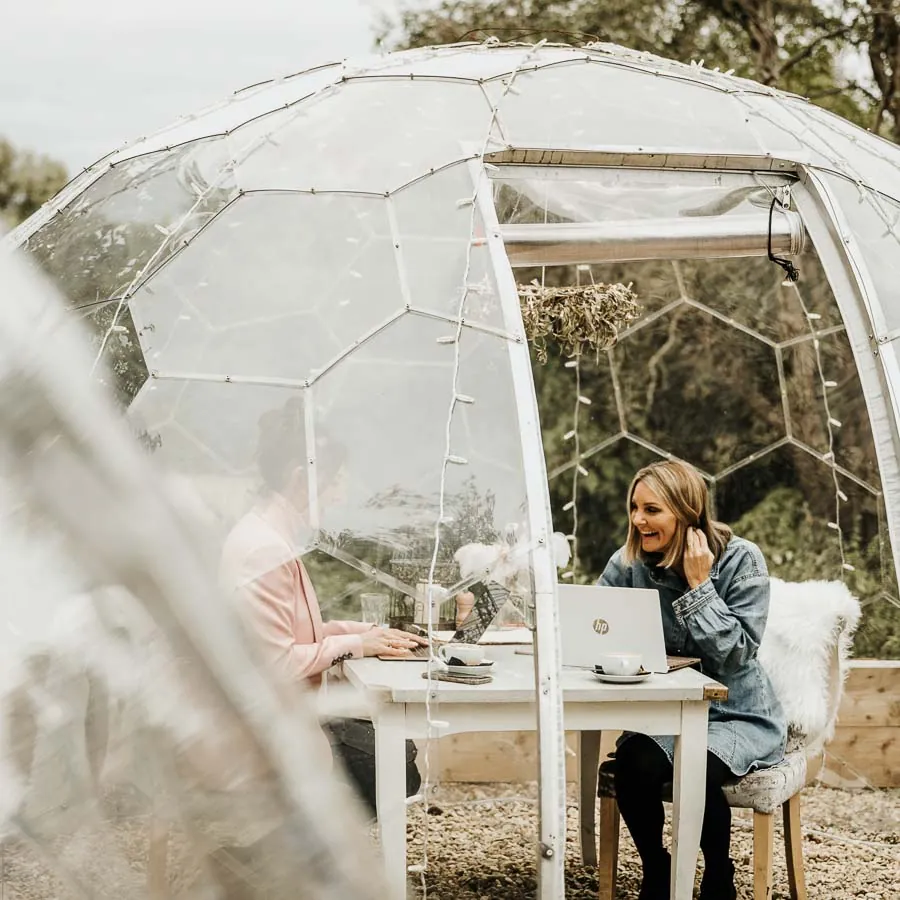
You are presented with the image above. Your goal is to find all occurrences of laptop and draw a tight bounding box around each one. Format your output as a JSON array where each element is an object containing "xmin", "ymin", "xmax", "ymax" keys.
[
  {"xmin": 380, "ymin": 580, "xmax": 511, "ymax": 660},
  {"xmin": 557, "ymin": 583, "xmax": 670, "ymax": 673}
]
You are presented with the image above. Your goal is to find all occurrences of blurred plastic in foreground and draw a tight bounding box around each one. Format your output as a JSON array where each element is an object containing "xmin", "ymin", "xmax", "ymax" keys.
[{"xmin": 0, "ymin": 244, "xmax": 388, "ymax": 898}]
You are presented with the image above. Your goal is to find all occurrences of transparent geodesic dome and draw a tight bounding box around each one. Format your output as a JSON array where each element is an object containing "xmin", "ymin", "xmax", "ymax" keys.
[{"xmin": 7, "ymin": 39, "xmax": 900, "ymax": 896}]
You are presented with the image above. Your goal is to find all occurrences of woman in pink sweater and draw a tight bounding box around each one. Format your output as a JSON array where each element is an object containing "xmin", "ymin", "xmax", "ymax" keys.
[{"xmin": 221, "ymin": 398, "xmax": 424, "ymax": 814}]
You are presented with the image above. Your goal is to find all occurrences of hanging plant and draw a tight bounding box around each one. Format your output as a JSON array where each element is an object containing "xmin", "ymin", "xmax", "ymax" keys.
[{"xmin": 518, "ymin": 279, "xmax": 641, "ymax": 363}]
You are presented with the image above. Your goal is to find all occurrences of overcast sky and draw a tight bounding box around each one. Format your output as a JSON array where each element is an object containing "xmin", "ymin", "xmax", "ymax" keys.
[{"xmin": 0, "ymin": 0, "xmax": 408, "ymax": 173}]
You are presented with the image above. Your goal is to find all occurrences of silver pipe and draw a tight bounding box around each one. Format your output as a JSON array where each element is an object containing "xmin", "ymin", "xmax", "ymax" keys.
[{"xmin": 500, "ymin": 211, "xmax": 806, "ymax": 266}]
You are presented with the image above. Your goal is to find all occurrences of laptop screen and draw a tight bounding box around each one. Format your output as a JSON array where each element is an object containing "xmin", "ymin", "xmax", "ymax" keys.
[{"xmin": 451, "ymin": 580, "xmax": 511, "ymax": 643}]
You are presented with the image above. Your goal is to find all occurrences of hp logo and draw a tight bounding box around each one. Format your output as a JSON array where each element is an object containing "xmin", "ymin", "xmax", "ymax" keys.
[{"xmin": 592, "ymin": 618, "xmax": 610, "ymax": 635}]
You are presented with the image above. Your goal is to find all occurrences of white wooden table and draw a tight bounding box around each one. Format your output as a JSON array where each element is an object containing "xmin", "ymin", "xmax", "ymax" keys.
[{"xmin": 344, "ymin": 649, "xmax": 727, "ymax": 899}]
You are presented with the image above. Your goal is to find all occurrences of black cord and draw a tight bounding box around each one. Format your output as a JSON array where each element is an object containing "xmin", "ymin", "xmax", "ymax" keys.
[{"xmin": 768, "ymin": 195, "xmax": 800, "ymax": 283}]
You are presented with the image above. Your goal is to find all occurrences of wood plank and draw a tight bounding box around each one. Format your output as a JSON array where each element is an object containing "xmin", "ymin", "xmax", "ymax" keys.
[
  {"xmin": 825, "ymin": 726, "xmax": 900, "ymax": 788},
  {"xmin": 836, "ymin": 663, "xmax": 900, "ymax": 728}
]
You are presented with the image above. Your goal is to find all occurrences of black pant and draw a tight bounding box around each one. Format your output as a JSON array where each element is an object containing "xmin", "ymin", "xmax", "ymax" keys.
[
  {"xmin": 614, "ymin": 733, "xmax": 733, "ymax": 872},
  {"xmin": 325, "ymin": 718, "xmax": 421, "ymax": 818}
]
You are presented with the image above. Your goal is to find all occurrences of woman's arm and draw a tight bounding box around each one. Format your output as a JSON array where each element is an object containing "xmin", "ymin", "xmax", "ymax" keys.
[
  {"xmin": 240, "ymin": 561, "xmax": 364, "ymax": 682},
  {"xmin": 674, "ymin": 542, "xmax": 769, "ymax": 675},
  {"xmin": 323, "ymin": 620, "xmax": 373, "ymax": 637}
]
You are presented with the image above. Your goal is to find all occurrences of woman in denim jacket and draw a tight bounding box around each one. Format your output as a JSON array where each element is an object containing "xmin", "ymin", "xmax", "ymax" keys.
[{"xmin": 599, "ymin": 460, "xmax": 786, "ymax": 900}]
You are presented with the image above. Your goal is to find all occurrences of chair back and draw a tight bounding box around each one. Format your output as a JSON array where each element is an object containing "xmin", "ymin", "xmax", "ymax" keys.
[{"xmin": 758, "ymin": 578, "xmax": 861, "ymax": 750}]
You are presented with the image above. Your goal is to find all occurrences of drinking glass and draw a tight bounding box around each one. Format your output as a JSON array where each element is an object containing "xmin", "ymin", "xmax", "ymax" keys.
[{"xmin": 360, "ymin": 592, "xmax": 390, "ymax": 626}]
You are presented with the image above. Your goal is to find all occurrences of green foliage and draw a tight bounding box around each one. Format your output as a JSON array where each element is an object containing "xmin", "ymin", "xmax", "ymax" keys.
[
  {"xmin": 382, "ymin": 0, "xmax": 872, "ymax": 126},
  {"xmin": 733, "ymin": 486, "xmax": 900, "ymax": 658},
  {"xmin": 0, "ymin": 138, "xmax": 67, "ymax": 228}
]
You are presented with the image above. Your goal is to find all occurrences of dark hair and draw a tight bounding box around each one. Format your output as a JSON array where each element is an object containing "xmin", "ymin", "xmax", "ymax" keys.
[{"xmin": 256, "ymin": 397, "xmax": 346, "ymax": 493}]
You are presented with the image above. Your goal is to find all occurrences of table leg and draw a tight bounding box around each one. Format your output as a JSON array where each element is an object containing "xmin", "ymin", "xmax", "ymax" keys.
[
  {"xmin": 374, "ymin": 703, "xmax": 408, "ymax": 898},
  {"xmin": 671, "ymin": 701, "xmax": 708, "ymax": 900},
  {"xmin": 578, "ymin": 730, "xmax": 602, "ymax": 866}
]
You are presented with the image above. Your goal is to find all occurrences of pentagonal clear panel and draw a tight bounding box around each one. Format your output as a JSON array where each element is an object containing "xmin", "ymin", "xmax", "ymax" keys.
[
  {"xmin": 781, "ymin": 332, "xmax": 880, "ymax": 485},
  {"xmin": 392, "ymin": 163, "xmax": 506, "ymax": 331},
  {"xmin": 129, "ymin": 192, "xmax": 402, "ymax": 382},
  {"xmin": 234, "ymin": 80, "xmax": 496, "ymax": 195},
  {"xmin": 613, "ymin": 305, "xmax": 784, "ymax": 474},
  {"xmin": 487, "ymin": 62, "xmax": 765, "ymax": 153},
  {"xmin": 715, "ymin": 444, "xmax": 888, "ymax": 626},
  {"xmin": 23, "ymin": 139, "xmax": 236, "ymax": 309},
  {"xmin": 106, "ymin": 65, "xmax": 343, "ymax": 166},
  {"xmin": 128, "ymin": 379, "xmax": 309, "ymax": 552},
  {"xmin": 824, "ymin": 174, "xmax": 900, "ymax": 335},
  {"xmin": 80, "ymin": 301, "xmax": 149, "ymax": 409},
  {"xmin": 552, "ymin": 438, "xmax": 664, "ymax": 578}
]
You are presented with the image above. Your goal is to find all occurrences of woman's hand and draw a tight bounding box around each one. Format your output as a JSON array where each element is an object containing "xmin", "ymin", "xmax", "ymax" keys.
[
  {"xmin": 360, "ymin": 627, "xmax": 427, "ymax": 658},
  {"xmin": 684, "ymin": 527, "xmax": 714, "ymax": 590}
]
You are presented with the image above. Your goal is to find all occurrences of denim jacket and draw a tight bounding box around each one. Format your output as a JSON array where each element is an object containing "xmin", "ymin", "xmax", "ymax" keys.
[{"xmin": 600, "ymin": 536, "xmax": 787, "ymax": 776}]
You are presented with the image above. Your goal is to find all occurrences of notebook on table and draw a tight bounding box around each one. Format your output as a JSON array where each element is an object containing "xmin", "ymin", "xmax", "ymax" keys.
[{"xmin": 377, "ymin": 580, "xmax": 511, "ymax": 661}]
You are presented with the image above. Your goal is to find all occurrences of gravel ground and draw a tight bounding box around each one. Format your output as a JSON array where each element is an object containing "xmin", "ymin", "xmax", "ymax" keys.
[
  {"xmin": 406, "ymin": 783, "xmax": 900, "ymax": 900},
  {"xmin": 0, "ymin": 783, "xmax": 896, "ymax": 898}
]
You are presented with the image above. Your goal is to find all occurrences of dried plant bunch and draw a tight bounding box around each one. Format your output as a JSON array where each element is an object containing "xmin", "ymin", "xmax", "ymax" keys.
[{"xmin": 518, "ymin": 280, "xmax": 640, "ymax": 363}]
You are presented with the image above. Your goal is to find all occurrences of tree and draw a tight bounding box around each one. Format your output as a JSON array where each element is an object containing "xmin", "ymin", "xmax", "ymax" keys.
[
  {"xmin": 381, "ymin": 0, "xmax": 871, "ymax": 126},
  {"xmin": 862, "ymin": 0, "xmax": 900, "ymax": 141},
  {"xmin": 0, "ymin": 138, "xmax": 67, "ymax": 228}
]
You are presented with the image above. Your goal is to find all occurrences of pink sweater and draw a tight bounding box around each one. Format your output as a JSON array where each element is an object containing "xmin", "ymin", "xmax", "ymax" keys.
[{"xmin": 220, "ymin": 493, "xmax": 371, "ymax": 685}]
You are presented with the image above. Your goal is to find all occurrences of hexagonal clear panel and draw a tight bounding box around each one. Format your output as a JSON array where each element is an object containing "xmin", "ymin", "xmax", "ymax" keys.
[
  {"xmin": 234, "ymin": 79, "xmax": 499, "ymax": 195},
  {"xmin": 487, "ymin": 61, "xmax": 768, "ymax": 153},
  {"xmin": 824, "ymin": 173, "xmax": 900, "ymax": 336},
  {"xmin": 532, "ymin": 340, "xmax": 621, "ymax": 470},
  {"xmin": 789, "ymin": 99, "xmax": 900, "ymax": 202},
  {"xmin": 312, "ymin": 314, "xmax": 527, "ymax": 548},
  {"xmin": 106, "ymin": 64, "xmax": 343, "ymax": 165},
  {"xmin": 714, "ymin": 443, "xmax": 889, "ymax": 642},
  {"xmin": 23, "ymin": 139, "xmax": 237, "ymax": 309},
  {"xmin": 781, "ymin": 331, "xmax": 879, "ymax": 485},
  {"xmin": 129, "ymin": 191, "xmax": 405, "ymax": 383},
  {"xmin": 612, "ymin": 304, "xmax": 784, "ymax": 475},
  {"xmin": 391, "ymin": 162, "xmax": 506, "ymax": 331},
  {"xmin": 128, "ymin": 379, "xmax": 309, "ymax": 550},
  {"xmin": 551, "ymin": 437, "xmax": 663, "ymax": 577}
]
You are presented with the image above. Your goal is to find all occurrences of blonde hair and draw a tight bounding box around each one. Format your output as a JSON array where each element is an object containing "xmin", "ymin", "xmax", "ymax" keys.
[{"xmin": 623, "ymin": 460, "xmax": 732, "ymax": 569}]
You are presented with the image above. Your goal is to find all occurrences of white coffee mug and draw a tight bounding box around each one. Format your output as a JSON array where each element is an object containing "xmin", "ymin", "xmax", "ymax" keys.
[
  {"xmin": 597, "ymin": 652, "xmax": 643, "ymax": 676},
  {"xmin": 438, "ymin": 643, "xmax": 483, "ymax": 666}
]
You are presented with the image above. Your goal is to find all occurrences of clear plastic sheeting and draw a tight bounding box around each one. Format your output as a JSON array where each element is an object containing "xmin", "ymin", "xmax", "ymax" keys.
[
  {"xmin": 493, "ymin": 167, "xmax": 793, "ymax": 228},
  {"xmin": 0, "ymin": 246, "xmax": 390, "ymax": 900}
]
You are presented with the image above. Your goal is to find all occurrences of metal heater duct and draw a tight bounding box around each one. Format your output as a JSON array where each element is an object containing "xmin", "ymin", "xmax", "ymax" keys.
[{"xmin": 499, "ymin": 211, "xmax": 806, "ymax": 266}]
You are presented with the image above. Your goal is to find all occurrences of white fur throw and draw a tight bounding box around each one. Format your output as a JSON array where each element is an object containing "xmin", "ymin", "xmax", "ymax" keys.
[{"xmin": 759, "ymin": 577, "xmax": 861, "ymax": 748}]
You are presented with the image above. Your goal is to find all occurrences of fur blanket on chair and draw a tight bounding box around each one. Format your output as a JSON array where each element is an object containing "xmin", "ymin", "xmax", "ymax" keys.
[{"xmin": 759, "ymin": 577, "xmax": 861, "ymax": 749}]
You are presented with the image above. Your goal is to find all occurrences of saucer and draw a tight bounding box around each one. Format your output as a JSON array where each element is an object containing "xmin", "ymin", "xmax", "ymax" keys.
[
  {"xmin": 592, "ymin": 669, "xmax": 651, "ymax": 684},
  {"xmin": 444, "ymin": 661, "xmax": 494, "ymax": 676}
]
